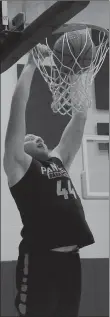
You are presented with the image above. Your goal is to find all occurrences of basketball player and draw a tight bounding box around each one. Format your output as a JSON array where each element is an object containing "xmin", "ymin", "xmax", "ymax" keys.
[{"xmin": 4, "ymin": 44, "xmax": 95, "ymax": 317}]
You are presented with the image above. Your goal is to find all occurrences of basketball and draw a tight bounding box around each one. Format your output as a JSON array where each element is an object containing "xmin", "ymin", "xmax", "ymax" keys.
[{"xmin": 53, "ymin": 30, "xmax": 96, "ymax": 74}]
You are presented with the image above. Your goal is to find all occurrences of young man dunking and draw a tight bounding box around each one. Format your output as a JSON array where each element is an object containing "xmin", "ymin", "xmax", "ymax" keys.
[{"xmin": 4, "ymin": 45, "xmax": 94, "ymax": 317}]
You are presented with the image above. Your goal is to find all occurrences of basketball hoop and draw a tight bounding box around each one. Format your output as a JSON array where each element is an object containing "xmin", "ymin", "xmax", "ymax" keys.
[{"xmin": 32, "ymin": 24, "xmax": 109, "ymax": 116}]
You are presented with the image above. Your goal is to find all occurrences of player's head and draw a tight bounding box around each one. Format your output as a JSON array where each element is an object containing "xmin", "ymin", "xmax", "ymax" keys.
[{"xmin": 24, "ymin": 134, "xmax": 50, "ymax": 161}]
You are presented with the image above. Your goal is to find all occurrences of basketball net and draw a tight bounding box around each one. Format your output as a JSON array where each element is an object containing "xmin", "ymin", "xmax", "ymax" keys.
[{"xmin": 32, "ymin": 26, "xmax": 109, "ymax": 116}]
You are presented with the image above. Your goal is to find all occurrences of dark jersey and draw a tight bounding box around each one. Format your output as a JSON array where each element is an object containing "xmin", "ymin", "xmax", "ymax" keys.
[{"xmin": 10, "ymin": 157, "xmax": 95, "ymax": 254}]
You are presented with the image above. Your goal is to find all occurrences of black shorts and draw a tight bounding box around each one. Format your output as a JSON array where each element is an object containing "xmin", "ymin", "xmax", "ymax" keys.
[{"xmin": 15, "ymin": 250, "xmax": 81, "ymax": 317}]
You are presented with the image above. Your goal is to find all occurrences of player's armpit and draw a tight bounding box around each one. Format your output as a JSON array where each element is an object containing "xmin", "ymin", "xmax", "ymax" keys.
[{"xmin": 3, "ymin": 152, "xmax": 32, "ymax": 187}]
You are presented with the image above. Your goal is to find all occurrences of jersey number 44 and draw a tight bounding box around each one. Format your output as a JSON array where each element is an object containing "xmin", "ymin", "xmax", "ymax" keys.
[{"xmin": 57, "ymin": 180, "xmax": 77, "ymax": 200}]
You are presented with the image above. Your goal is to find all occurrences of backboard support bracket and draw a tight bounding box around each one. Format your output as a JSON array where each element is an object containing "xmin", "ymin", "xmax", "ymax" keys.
[{"xmin": 0, "ymin": 1, "xmax": 89, "ymax": 74}]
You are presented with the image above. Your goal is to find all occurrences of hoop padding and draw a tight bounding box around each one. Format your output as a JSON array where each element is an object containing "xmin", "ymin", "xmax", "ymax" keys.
[{"xmin": 32, "ymin": 26, "xmax": 109, "ymax": 116}]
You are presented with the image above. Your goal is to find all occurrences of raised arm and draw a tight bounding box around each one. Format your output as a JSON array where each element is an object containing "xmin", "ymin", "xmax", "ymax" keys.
[
  {"xmin": 3, "ymin": 44, "xmax": 51, "ymax": 186},
  {"xmin": 53, "ymin": 109, "xmax": 87, "ymax": 170},
  {"xmin": 3, "ymin": 53, "xmax": 36, "ymax": 183}
]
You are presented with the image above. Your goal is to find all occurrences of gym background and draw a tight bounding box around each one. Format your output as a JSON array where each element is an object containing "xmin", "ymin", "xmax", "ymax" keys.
[{"xmin": 1, "ymin": 1, "xmax": 109, "ymax": 317}]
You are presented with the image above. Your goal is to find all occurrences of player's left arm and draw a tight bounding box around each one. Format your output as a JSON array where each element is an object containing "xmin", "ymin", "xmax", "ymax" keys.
[{"xmin": 54, "ymin": 110, "xmax": 87, "ymax": 170}]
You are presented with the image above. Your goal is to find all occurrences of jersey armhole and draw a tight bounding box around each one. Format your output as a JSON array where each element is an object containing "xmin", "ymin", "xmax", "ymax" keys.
[{"xmin": 50, "ymin": 151, "xmax": 63, "ymax": 163}]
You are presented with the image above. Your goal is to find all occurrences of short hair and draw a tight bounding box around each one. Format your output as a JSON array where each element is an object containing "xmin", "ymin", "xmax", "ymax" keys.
[{"xmin": 24, "ymin": 134, "xmax": 36, "ymax": 142}]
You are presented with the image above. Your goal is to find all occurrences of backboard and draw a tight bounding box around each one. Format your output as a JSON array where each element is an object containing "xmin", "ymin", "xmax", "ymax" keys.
[{"xmin": 81, "ymin": 135, "xmax": 109, "ymax": 200}]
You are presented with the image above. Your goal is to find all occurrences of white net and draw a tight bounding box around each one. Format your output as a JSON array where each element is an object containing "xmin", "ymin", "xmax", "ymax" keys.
[{"xmin": 32, "ymin": 25, "xmax": 109, "ymax": 116}]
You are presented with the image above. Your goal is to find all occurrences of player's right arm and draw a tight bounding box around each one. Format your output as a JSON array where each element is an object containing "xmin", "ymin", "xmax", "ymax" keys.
[
  {"xmin": 3, "ymin": 53, "xmax": 36, "ymax": 187},
  {"xmin": 3, "ymin": 45, "xmax": 50, "ymax": 187}
]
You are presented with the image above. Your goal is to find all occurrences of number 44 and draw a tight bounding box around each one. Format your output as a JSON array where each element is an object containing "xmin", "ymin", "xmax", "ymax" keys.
[{"xmin": 57, "ymin": 180, "xmax": 77, "ymax": 200}]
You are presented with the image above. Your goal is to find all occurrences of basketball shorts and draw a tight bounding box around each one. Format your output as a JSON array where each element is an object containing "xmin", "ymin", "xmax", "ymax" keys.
[{"xmin": 15, "ymin": 250, "xmax": 81, "ymax": 317}]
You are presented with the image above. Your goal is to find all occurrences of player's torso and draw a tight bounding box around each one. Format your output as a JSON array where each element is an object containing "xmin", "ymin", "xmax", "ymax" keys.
[
  {"xmin": 24, "ymin": 157, "xmax": 81, "ymax": 251},
  {"xmin": 33, "ymin": 157, "xmax": 79, "ymax": 204},
  {"xmin": 12, "ymin": 156, "xmax": 95, "ymax": 253}
]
